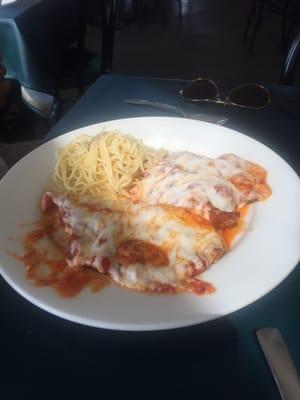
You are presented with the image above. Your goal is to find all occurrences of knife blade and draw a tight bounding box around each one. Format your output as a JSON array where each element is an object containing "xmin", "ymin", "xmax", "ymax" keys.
[{"xmin": 256, "ymin": 328, "xmax": 300, "ymax": 400}]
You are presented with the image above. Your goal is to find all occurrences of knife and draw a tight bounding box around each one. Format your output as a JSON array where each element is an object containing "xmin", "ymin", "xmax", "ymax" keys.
[
  {"xmin": 256, "ymin": 328, "xmax": 300, "ymax": 400},
  {"xmin": 124, "ymin": 98, "xmax": 228, "ymax": 125}
]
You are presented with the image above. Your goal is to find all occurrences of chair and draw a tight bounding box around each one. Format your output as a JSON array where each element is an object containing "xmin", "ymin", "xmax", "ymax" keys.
[
  {"xmin": 280, "ymin": 26, "xmax": 300, "ymax": 84},
  {"xmin": 0, "ymin": 59, "xmax": 10, "ymax": 110},
  {"xmin": 100, "ymin": 0, "xmax": 120, "ymax": 73},
  {"xmin": 45, "ymin": 0, "xmax": 103, "ymax": 122},
  {"xmin": 129, "ymin": 0, "xmax": 182, "ymax": 29},
  {"xmin": 160, "ymin": 0, "xmax": 183, "ymax": 27},
  {"xmin": 243, "ymin": 0, "xmax": 297, "ymax": 53},
  {"xmin": 0, "ymin": 53, "xmax": 19, "ymax": 136},
  {"xmin": 21, "ymin": 0, "xmax": 119, "ymax": 125}
]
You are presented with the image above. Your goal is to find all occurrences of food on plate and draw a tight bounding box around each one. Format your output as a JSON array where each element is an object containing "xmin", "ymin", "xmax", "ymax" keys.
[
  {"xmin": 130, "ymin": 151, "xmax": 271, "ymax": 230},
  {"xmin": 16, "ymin": 131, "xmax": 272, "ymax": 297},
  {"xmin": 53, "ymin": 131, "xmax": 167, "ymax": 200},
  {"xmin": 40, "ymin": 191, "xmax": 226, "ymax": 294}
]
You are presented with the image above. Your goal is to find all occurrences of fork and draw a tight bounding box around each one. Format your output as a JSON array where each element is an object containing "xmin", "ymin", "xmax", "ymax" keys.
[{"xmin": 124, "ymin": 98, "xmax": 228, "ymax": 125}]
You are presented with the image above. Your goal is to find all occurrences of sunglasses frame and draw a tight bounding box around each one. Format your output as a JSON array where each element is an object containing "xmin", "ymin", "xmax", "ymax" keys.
[{"xmin": 180, "ymin": 78, "xmax": 271, "ymax": 110}]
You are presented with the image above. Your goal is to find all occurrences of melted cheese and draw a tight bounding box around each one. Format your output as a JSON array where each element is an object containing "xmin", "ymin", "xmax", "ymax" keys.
[
  {"xmin": 135, "ymin": 151, "xmax": 269, "ymax": 216},
  {"xmin": 42, "ymin": 192, "xmax": 226, "ymax": 293},
  {"xmin": 163, "ymin": 151, "xmax": 248, "ymax": 177}
]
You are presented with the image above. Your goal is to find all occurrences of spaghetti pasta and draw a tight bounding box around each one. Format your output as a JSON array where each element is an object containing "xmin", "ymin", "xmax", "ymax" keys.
[{"xmin": 53, "ymin": 131, "xmax": 167, "ymax": 200}]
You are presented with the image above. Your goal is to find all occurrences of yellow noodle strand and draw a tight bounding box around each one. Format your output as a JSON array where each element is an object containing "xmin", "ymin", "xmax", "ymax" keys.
[{"xmin": 53, "ymin": 130, "xmax": 167, "ymax": 200}]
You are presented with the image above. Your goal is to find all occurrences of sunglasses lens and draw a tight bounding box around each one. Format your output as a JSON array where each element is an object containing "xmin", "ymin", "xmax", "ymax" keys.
[
  {"xmin": 228, "ymin": 84, "xmax": 270, "ymax": 108},
  {"xmin": 181, "ymin": 79, "xmax": 218, "ymax": 101}
]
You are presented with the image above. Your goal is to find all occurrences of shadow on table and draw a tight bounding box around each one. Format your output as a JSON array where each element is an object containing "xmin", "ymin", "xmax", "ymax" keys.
[{"xmin": 1, "ymin": 278, "xmax": 244, "ymax": 399}]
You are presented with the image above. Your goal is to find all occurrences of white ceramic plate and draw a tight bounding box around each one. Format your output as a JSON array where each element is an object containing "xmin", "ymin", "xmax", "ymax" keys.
[{"xmin": 1, "ymin": 117, "xmax": 300, "ymax": 331}]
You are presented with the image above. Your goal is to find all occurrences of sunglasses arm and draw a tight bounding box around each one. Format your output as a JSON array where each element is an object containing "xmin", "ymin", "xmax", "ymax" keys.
[{"xmin": 209, "ymin": 98, "xmax": 228, "ymax": 106}]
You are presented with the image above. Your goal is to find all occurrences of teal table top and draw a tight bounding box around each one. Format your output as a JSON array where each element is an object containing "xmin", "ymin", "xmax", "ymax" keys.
[
  {"xmin": 2, "ymin": 74, "xmax": 300, "ymax": 399},
  {"xmin": 48, "ymin": 74, "xmax": 300, "ymax": 398}
]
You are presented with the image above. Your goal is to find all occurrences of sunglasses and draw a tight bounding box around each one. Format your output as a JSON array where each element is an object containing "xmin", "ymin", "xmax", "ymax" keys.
[{"xmin": 180, "ymin": 78, "xmax": 271, "ymax": 109}]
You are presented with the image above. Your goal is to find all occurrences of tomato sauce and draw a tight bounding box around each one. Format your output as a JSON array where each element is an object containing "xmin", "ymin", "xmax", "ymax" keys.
[
  {"xmin": 15, "ymin": 223, "xmax": 108, "ymax": 298},
  {"xmin": 80, "ymin": 203, "xmax": 113, "ymax": 213},
  {"xmin": 116, "ymin": 239, "xmax": 169, "ymax": 267},
  {"xmin": 189, "ymin": 279, "xmax": 215, "ymax": 295},
  {"xmin": 13, "ymin": 201, "xmax": 250, "ymax": 299},
  {"xmin": 221, "ymin": 204, "xmax": 249, "ymax": 248}
]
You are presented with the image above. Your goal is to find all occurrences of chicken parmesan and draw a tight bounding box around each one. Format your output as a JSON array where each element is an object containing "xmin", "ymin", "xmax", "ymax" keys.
[
  {"xmin": 15, "ymin": 131, "xmax": 272, "ymax": 298},
  {"xmin": 130, "ymin": 151, "xmax": 271, "ymax": 230},
  {"xmin": 41, "ymin": 191, "xmax": 227, "ymax": 294}
]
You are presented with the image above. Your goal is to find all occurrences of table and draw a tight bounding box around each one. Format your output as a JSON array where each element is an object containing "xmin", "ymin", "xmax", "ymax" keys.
[{"xmin": 2, "ymin": 74, "xmax": 300, "ymax": 399}]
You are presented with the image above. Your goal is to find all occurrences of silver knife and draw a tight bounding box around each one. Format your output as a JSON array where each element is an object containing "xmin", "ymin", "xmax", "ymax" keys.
[
  {"xmin": 257, "ymin": 328, "xmax": 300, "ymax": 400},
  {"xmin": 124, "ymin": 98, "xmax": 228, "ymax": 125}
]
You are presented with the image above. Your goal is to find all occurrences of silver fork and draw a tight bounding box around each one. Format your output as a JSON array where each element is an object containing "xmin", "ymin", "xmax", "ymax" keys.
[{"xmin": 124, "ymin": 98, "xmax": 228, "ymax": 125}]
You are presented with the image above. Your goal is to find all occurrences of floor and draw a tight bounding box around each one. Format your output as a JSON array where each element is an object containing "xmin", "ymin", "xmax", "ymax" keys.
[
  {"xmin": 1, "ymin": 0, "xmax": 299, "ymax": 166},
  {"xmin": 112, "ymin": 0, "xmax": 290, "ymax": 83}
]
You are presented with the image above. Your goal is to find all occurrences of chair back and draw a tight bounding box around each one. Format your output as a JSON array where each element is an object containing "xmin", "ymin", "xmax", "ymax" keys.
[{"xmin": 280, "ymin": 27, "xmax": 300, "ymax": 84}]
